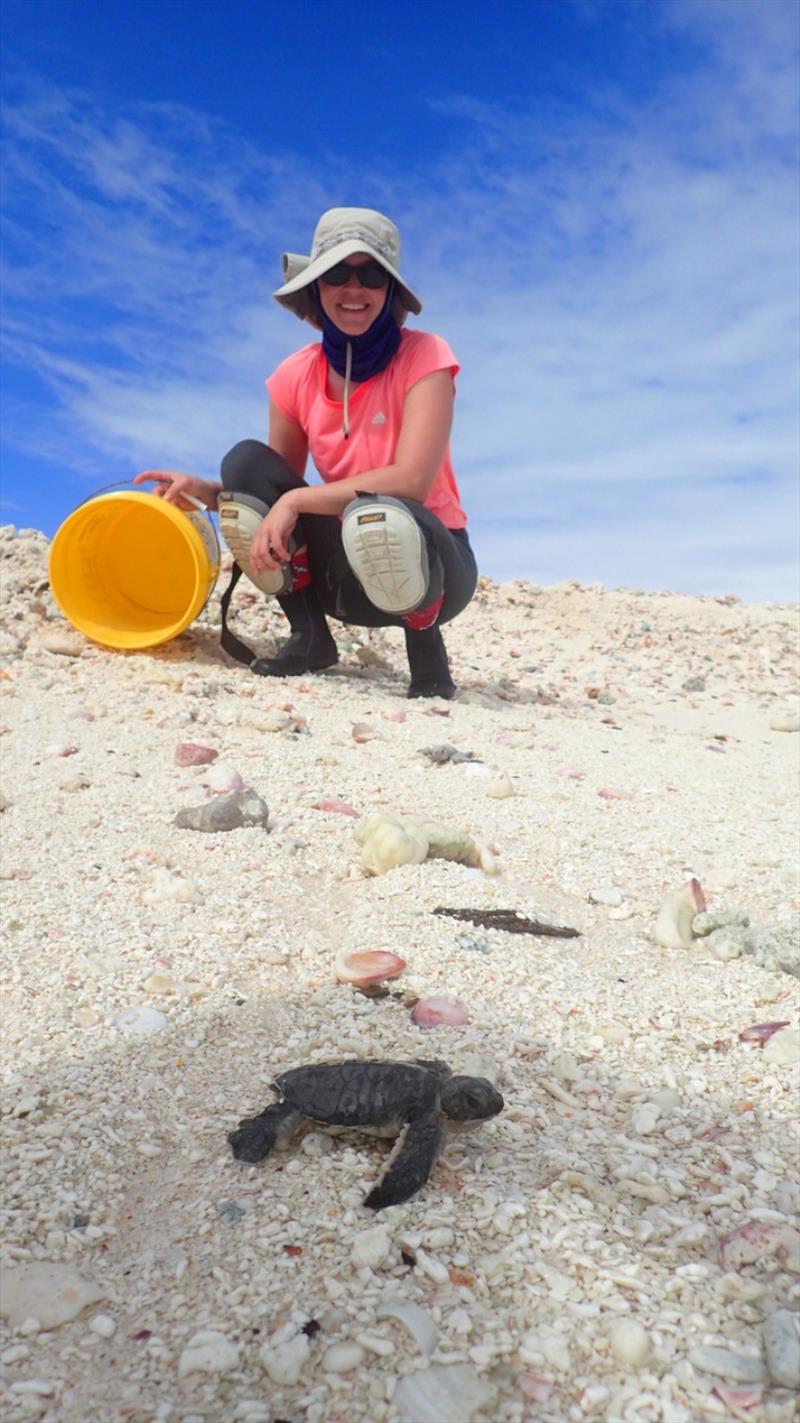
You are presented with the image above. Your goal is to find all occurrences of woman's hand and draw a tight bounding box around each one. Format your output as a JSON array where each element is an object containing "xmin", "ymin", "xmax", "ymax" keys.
[
  {"xmin": 133, "ymin": 470, "xmax": 219, "ymax": 512},
  {"xmin": 249, "ymin": 494, "xmax": 300, "ymax": 573}
]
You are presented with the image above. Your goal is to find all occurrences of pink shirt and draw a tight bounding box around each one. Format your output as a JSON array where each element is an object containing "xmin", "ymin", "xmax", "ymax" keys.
[{"xmin": 266, "ymin": 329, "xmax": 467, "ymax": 529}]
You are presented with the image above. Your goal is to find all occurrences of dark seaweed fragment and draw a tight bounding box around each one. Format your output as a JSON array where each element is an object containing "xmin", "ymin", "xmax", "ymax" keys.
[{"xmin": 433, "ymin": 906, "xmax": 580, "ymax": 939}]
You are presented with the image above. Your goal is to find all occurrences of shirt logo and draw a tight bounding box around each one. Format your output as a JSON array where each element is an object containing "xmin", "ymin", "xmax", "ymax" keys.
[{"xmin": 370, "ymin": 411, "xmax": 387, "ymax": 425}]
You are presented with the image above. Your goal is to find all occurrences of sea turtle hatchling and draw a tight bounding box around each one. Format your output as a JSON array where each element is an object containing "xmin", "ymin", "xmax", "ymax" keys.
[{"xmin": 228, "ymin": 1058, "xmax": 504, "ymax": 1210}]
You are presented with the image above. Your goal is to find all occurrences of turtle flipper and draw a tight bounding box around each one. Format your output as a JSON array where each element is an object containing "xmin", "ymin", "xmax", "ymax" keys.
[
  {"xmin": 228, "ymin": 1103, "xmax": 305, "ymax": 1162},
  {"xmin": 364, "ymin": 1112, "xmax": 446, "ymax": 1210}
]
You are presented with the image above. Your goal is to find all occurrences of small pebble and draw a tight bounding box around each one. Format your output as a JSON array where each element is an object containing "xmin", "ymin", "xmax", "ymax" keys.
[
  {"xmin": 174, "ymin": 743, "xmax": 218, "ymax": 766},
  {"xmin": 350, "ymin": 1225, "xmax": 390, "ymax": 1270},
  {"xmin": 763, "ymin": 1308, "xmax": 800, "ymax": 1389},
  {"xmin": 609, "ymin": 1318, "xmax": 651, "ymax": 1367},
  {"xmin": 178, "ymin": 1329, "xmax": 239, "ymax": 1377},
  {"xmin": 88, "ymin": 1314, "xmax": 116, "ymax": 1338},
  {"xmin": 321, "ymin": 1342, "xmax": 365, "ymax": 1372},
  {"xmin": 174, "ymin": 787, "xmax": 268, "ymax": 832},
  {"xmin": 258, "ymin": 1332, "xmax": 309, "ymax": 1385}
]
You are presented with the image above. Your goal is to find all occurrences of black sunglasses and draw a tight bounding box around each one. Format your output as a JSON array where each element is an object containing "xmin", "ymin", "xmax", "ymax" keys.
[{"xmin": 319, "ymin": 260, "xmax": 389, "ymax": 289}]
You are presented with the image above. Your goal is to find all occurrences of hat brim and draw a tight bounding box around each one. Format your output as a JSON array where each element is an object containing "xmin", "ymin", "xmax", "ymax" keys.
[{"xmin": 273, "ymin": 238, "xmax": 422, "ymax": 327}]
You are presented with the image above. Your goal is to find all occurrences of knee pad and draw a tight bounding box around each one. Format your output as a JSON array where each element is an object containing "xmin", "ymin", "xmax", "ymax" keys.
[
  {"xmin": 341, "ymin": 494, "xmax": 429, "ymax": 615},
  {"xmin": 218, "ymin": 491, "xmax": 295, "ymax": 596}
]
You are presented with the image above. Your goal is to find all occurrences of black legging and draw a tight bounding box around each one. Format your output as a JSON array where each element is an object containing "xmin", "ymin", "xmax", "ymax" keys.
[{"xmin": 220, "ymin": 440, "xmax": 477, "ymax": 628}]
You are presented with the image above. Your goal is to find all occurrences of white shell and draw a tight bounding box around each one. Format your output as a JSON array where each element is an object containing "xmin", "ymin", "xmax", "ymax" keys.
[
  {"xmin": 393, "ymin": 1363, "xmax": 495, "ymax": 1423},
  {"xmin": 609, "ymin": 1318, "xmax": 651, "ymax": 1367},
  {"xmin": 376, "ymin": 1297, "xmax": 439, "ymax": 1357},
  {"xmin": 178, "ymin": 1329, "xmax": 239, "ymax": 1377}
]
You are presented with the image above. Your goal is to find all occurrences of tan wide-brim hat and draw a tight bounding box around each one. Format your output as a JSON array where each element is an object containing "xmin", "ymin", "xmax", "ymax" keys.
[{"xmin": 273, "ymin": 207, "xmax": 422, "ymax": 329}]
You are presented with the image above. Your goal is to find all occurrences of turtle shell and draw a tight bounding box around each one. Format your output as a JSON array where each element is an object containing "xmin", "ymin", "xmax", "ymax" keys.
[{"xmin": 276, "ymin": 1059, "xmax": 439, "ymax": 1127}]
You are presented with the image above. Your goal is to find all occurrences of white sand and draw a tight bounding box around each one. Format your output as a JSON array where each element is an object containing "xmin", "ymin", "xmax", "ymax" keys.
[{"xmin": 1, "ymin": 524, "xmax": 798, "ymax": 1423}]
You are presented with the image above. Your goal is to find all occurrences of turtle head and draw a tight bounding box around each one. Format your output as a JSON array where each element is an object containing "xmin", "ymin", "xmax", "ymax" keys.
[{"xmin": 440, "ymin": 1075, "xmax": 504, "ymax": 1122}]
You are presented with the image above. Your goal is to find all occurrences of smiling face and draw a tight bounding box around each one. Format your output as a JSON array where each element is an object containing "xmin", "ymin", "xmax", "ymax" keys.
[{"xmin": 316, "ymin": 252, "xmax": 389, "ymax": 336}]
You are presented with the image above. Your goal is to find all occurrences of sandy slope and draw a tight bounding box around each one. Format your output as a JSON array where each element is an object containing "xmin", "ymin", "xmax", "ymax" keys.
[{"xmin": 1, "ymin": 524, "xmax": 798, "ymax": 1423}]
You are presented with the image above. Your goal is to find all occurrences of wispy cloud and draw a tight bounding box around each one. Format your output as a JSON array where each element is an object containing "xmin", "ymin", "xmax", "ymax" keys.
[{"xmin": 1, "ymin": 0, "xmax": 798, "ymax": 600}]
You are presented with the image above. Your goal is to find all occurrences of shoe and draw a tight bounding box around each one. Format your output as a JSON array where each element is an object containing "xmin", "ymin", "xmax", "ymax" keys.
[
  {"xmin": 251, "ymin": 588, "xmax": 339, "ymax": 677},
  {"xmin": 341, "ymin": 495, "xmax": 428, "ymax": 615},
  {"xmin": 251, "ymin": 633, "xmax": 339, "ymax": 677},
  {"xmin": 218, "ymin": 491, "xmax": 296, "ymax": 596},
  {"xmin": 405, "ymin": 626, "xmax": 456, "ymax": 699}
]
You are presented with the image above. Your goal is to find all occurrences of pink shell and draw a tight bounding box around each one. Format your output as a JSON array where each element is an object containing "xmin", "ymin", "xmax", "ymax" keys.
[
  {"xmin": 597, "ymin": 787, "xmax": 634, "ymax": 800},
  {"xmin": 174, "ymin": 743, "xmax": 219, "ymax": 767},
  {"xmin": 738, "ymin": 1021, "xmax": 790, "ymax": 1045},
  {"xmin": 313, "ymin": 799, "xmax": 359, "ymax": 818},
  {"xmin": 713, "ymin": 1384, "xmax": 763, "ymax": 1412},
  {"xmin": 336, "ymin": 950, "xmax": 406, "ymax": 986},
  {"xmin": 411, "ymin": 995, "xmax": 471, "ymax": 1029},
  {"xmin": 519, "ymin": 1376, "xmax": 553, "ymax": 1403},
  {"xmin": 687, "ymin": 876, "xmax": 706, "ymax": 912}
]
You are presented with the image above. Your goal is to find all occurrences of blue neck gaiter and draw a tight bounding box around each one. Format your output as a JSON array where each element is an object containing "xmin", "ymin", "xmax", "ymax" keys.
[{"xmin": 315, "ymin": 280, "xmax": 401, "ymax": 381}]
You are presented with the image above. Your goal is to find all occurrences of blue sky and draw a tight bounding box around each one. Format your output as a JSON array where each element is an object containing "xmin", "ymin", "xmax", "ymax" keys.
[{"xmin": 2, "ymin": 0, "xmax": 798, "ymax": 602}]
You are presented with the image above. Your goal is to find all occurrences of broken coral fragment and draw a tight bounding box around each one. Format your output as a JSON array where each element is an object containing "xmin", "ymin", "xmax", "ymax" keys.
[
  {"xmin": 652, "ymin": 878, "xmax": 706, "ymax": 949},
  {"xmin": 354, "ymin": 811, "xmax": 498, "ymax": 877}
]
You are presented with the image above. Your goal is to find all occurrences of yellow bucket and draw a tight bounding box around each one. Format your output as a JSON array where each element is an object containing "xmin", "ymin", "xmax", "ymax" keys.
[{"xmin": 48, "ymin": 488, "xmax": 220, "ymax": 650}]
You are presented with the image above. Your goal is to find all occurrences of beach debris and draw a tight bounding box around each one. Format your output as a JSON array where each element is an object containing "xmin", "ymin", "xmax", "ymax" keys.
[
  {"xmin": 597, "ymin": 787, "xmax": 633, "ymax": 800},
  {"xmin": 652, "ymin": 878, "xmax": 706, "ymax": 948},
  {"xmin": 335, "ymin": 950, "xmax": 406, "ymax": 989},
  {"xmin": 763, "ymin": 1309, "xmax": 800, "ymax": 1389},
  {"xmin": 44, "ymin": 743, "xmax": 78, "ymax": 758},
  {"xmin": 0, "ymin": 1263, "xmax": 105, "ymax": 1330},
  {"xmin": 178, "ymin": 1329, "xmax": 239, "ymax": 1378},
  {"xmin": 228, "ymin": 1059, "xmax": 502, "ymax": 1209},
  {"xmin": 173, "ymin": 787, "xmax": 269, "ymax": 833},
  {"xmin": 416, "ymin": 743, "xmax": 481, "ymax": 765},
  {"xmin": 411, "ymin": 996, "xmax": 470, "ymax": 1029},
  {"xmin": 375, "ymin": 1297, "xmax": 438, "ymax": 1355},
  {"xmin": 712, "ymin": 1382, "xmax": 763, "ymax": 1411},
  {"xmin": 718, "ymin": 1220, "xmax": 800, "ymax": 1273},
  {"xmin": 354, "ymin": 811, "xmax": 497, "ymax": 877},
  {"xmin": 313, "ymin": 798, "xmax": 359, "ymax": 817},
  {"xmin": 392, "ymin": 1362, "xmax": 495, "ymax": 1423},
  {"xmin": 432, "ymin": 906, "xmax": 579, "ymax": 938},
  {"xmin": 174, "ymin": 742, "xmax": 218, "ymax": 767},
  {"xmin": 738, "ymin": 1021, "xmax": 791, "ymax": 1045}
]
